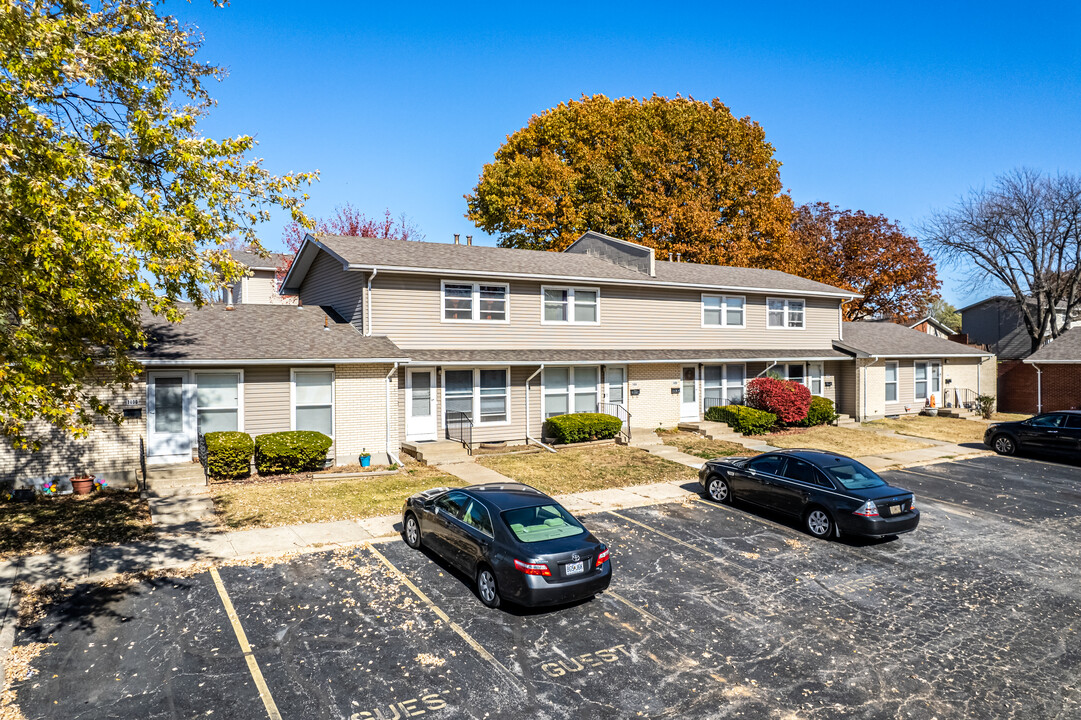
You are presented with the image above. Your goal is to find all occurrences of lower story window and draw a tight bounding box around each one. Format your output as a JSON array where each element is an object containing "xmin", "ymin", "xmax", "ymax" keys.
[
  {"xmin": 293, "ymin": 369, "xmax": 334, "ymax": 437},
  {"xmin": 885, "ymin": 362, "xmax": 899, "ymax": 403},
  {"xmin": 444, "ymin": 368, "xmax": 509, "ymax": 425},
  {"xmin": 703, "ymin": 364, "xmax": 745, "ymax": 409},
  {"xmin": 196, "ymin": 372, "xmax": 240, "ymax": 435},
  {"xmin": 543, "ymin": 366, "xmax": 599, "ymax": 418}
]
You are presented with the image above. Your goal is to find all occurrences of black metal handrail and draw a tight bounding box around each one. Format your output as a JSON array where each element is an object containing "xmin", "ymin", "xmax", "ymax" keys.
[
  {"xmin": 446, "ymin": 411, "xmax": 474, "ymax": 455},
  {"xmin": 946, "ymin": 387, "xmax": 979, "ymax": 410},
  {"xmin": 596, "ymin": 402, "xmax": 631, "ymax": 443}
]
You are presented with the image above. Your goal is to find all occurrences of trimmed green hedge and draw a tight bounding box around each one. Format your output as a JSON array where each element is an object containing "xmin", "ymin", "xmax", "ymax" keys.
[
  {"xmin": 704, "ymin": 405, "xmax": 776, "ymax": 435},
  {"xmin": 254, "ymin": 431, "xmax": 333, "ymax": 475},
  {"xmin": 545, "ymin": 413, "xmax": 623, "ymax": 444},
  {"xmin": 799, "ymin": 396, "xmax": 839, "ymax": 427},
  {"xmin": 204, "ymin": 431, "xmax": 254, "ymax": 479}
]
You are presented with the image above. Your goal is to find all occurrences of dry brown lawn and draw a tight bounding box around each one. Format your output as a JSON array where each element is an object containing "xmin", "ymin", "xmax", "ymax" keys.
[
  {"xmin": 659, "ymin": 431, "xmax": 753, "ymax": 460},
  {"xmin": 766, "ymin": 425, "xmax": 933, "ymax": 456},
  {"xmin": 211, "ymin": 460, "xmax": 462, "ymax": 530},
  {"xmin": 864, "ymin": 415, "xmax": 990, "ymax": 445},
  {"xmin": 991, "ymin": 412, "xmax": 1031, "ymax": 422},
  {"xmin": 0, "ymin": 490, "xmax": 154, "ymax": 559},
  {"xmin": 478, "ymin": 444, "xmax": 697, "ymax": 494}
]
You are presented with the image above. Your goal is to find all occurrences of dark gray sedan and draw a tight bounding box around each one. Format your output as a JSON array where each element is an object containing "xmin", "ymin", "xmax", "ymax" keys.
[
  {"xmin": 402, "ymin": 482, "xmax": 611, "ymax": 608},
  {"xmin": 699, "ymin": 448, "xmax": 920, "ymax": 539}
]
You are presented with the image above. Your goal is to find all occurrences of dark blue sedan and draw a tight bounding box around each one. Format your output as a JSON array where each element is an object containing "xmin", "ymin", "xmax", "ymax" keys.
[
  {"xmin": 402, "ymin": 482, "xmax": 611, "ymax": 608},
  {"xmin": 699, "ymin": 449, "xmax": 920, "ymax": 539}
]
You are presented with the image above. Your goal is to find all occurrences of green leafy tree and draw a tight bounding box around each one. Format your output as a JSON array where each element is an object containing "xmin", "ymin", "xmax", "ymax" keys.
[
  {"xmin": 466, "ymin": 94, "xmax": 795, "ymax": 268},
  {"xmin": 0, "ymin": 1, "xmax": 316, "ymax": 449},
  {"xmin": 928, "ymin": 298, "xmax": 961, "ymax": 332}
]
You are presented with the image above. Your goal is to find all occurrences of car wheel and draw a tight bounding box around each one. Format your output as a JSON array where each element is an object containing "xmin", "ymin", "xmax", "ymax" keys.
[
  {"xmin": 476, "ymin": 565, "xmax": 501, "ymax": 609},
  {"xmin": 706, "ymin": 475, "xmax": 731, "ymax": 504},
  {"xmin": 804, "ymin": 507, "xmax": 834, "ymax": 539},
  {"xmin": 992, "ymin": 434, "xmax": 1017, "ymax": 456},
  {"xmin": 403, "ymin": 513, "xmax": 422, "ymax": 549}
]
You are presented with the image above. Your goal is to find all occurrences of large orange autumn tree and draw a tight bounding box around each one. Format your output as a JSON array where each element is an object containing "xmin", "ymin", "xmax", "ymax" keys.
[
  {"xmin": 466, "ymin": 94, "xmax": 796, "ymax": 268},
  {"xmin": 791, "ymin": 202, "xmax": 940, "ymax": 321}
]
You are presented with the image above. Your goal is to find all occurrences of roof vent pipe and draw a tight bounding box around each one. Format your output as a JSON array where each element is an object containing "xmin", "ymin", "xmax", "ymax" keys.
[
  {"xmin": 225, "ymin": 285, "xmax": 234, "ymax": 310},
  {"xmin": 676, "ymin": 253, "xmax": 682, "ymax": 262},
  {"xmin": 466, "ymin": 235, "xmax": 473, "ymax": 246},
  {"xmin": 453, "ymin": 234, "xmax": 460, "ymax": 245},
  {"xmin": 668, "ymin": 253, "xmax": 673, "ymax": 261}
]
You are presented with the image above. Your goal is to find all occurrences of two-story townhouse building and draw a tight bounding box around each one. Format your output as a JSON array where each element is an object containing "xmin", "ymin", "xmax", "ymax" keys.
[
  {"xmin": 220, "ymin": 249, "xmax": 296, "ymax": 305},
  {"xmin": 0, "ymin": 231, "xmax": 996, "ymax": 490}
]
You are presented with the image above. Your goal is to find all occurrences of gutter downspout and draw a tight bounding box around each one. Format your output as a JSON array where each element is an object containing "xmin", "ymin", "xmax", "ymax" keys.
[
  {"xmin": 525, "ymin": 364, "xmax": 556, "ymax": 453},
  {"xmin": 1033, "ymin": 362, "xmax": 1043, "ymax": 413},
  {"xmin": 365, "ymin": 268, "xmax": 378, "ymax": 336},
  {"xmin": 386, "ymin": 362, "xmax": 400, "ymax": 465},
  {"xmin": 757, "ymin": 360, "xmax": 780, "ymax": 378}
]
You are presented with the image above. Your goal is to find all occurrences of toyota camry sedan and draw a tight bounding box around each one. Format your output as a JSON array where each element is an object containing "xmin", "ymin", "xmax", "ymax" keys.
[
  {"xmin": 401, "ymin": 482, "xmax": 611, "ymax": 608},
  {"xmin": 699, "ymin": 449, "xmax": 920, "ymax": 539}
]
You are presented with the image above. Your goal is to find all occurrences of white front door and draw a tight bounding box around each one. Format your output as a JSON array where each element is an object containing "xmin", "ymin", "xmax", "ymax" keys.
[
  {"xmin": 680, "ymin": 365, "xmax": 699, "ymax": 421},
  {"xmin": 147, "ymin": 372, "xmax": 191, "ymax": 463},
  {"xmin": 606, "ymin": 366, "xmax": 627, "ymax": 407},
  {"xmin": 406, "ymin": 368, "xmax": 437, "ymax": 441}
]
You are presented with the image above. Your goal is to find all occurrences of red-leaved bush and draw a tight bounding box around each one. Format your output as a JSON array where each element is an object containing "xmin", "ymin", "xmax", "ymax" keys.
[{"xmin": 745, "ymin": 377, "xmax": 811, "ymax": 425}]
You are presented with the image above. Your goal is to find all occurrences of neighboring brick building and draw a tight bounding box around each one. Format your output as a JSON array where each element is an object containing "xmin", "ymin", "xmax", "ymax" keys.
[{"xmin": 1023, "ymin": 327, "xmax": 1081, "ymax": 413}]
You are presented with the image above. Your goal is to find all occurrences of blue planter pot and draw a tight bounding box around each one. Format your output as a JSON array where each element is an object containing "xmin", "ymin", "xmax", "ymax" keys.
[{"xmin": 360, "ymin": 455, "xmax": 371, "ymax": 468}]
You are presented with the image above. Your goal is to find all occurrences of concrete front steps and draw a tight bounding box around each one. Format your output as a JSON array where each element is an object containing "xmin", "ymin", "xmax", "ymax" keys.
[
  {"xmin": 621, "ymin": 428, "xmax": 665, "ymax": 448},
  {"xmin": 145, "ymin": 462, "xmax": 207, "ymax": 493},
  {"xmin": 677, "ymin": 420, "xmax": 779, "ymax": 452},
  {"xmin": 938, "ymin": 407, "xmax": 979, "ymax": 420},
  {"xmin": 834, "ymin": 413, "xmax": 859, "ymax": 427},
  {"xmin": 401, "ymin": 440, "xmax": 472, "ymax": 466}
]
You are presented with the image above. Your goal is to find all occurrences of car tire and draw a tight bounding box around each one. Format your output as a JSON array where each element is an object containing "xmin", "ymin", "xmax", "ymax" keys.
[
  {"xmin": 804, "ymin": 506, "xmax": 834, "ymax": 539},
  {"xmin": 476, "ymin": 565, "xmax": 501, "ymax": 609},
  {"xmin": 992, "ymin": 433, "xmax": 1017, "ymax": 456},
  {"xmin": 403, "ymin": 513, "xmax": 422, "ymax": 549},
  {"xmin": 705, "ymin": 475, "xmax": 731, "ymax": 504}
]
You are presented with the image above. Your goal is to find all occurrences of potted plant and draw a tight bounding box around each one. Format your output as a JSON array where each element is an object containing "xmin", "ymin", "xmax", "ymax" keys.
[
  {"xmin": 70, "ymin": 473, "xmax": 95, "ymax": 495},
  {"xmin": 359, "ymin": 451, "xmax": 371, "ymax": 468},
  {"xmin": 923, "ymin": 394, "xmax": 938, "ymax": 417}
]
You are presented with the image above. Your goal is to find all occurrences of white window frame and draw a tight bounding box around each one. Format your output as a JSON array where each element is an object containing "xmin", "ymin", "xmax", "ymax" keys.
[
  {"xmin": 440, "ymin": 367, "xmax": 511, "ymax": 427},
  {"xmin": 540, "ymin": 285, "xmax": 601, "ymax": 325},
  {"xmin": 783, "ymin": 363, "xmax": 806, "ymax": 384},
  {"xmin": 541, "ymin": 365, "xmax": 601, "ymax": 419},
  {"xmin": 767, "ymin": 297, "xmax": 806, "ymax": 329},
  {"xmin": 290, "ymin": 368, "xmax": 335, "ymax": 438},
  {"xmin": 885, "ymin": 361, "xmax": 899, "ymax": 404},
  {"xmin": 441, "ymin": 280, "xmax": 510, "ymax": 324},
  {"xmin": 604, "ymin": 365, "xmax": 628, "ymax": 406},
  {"xmin": 913, "ymin": 360, "xmax": 941, "ymax": 401},
  {"xmin": 807, "ymin": 362, "xmax": 824, "ymax": 396},
  {"xmin": 703, "ymin": 363, "xmax": 746, "ymax": 408},
  {"xmin": 701, "ymin": 294, "xmax": 747, "ymax": 328},
  {"xmin": 193, "ymin": 369, "xmax": 245, "ymax": 435}
]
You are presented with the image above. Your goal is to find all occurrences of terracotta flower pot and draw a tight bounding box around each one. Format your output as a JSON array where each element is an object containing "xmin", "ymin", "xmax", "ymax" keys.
[{"xmin": 71, "ymin": 475, "xmax": 95, "ymax": 495}]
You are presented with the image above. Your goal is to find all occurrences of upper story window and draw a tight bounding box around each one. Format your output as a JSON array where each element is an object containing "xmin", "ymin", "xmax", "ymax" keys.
[
  {"xmin": 702, "ymin": 294, "xmax": 745, "ymax": 327},
  {"xmin": 767, "ymin": 298, "xmax": 805, "ymax": 329},
  {"xmin": 542, "ymin": 286, "xmax": 599, "ymax": 324},
  {"xmin": 442, "ymin": 281, "xmax": 508, "ymax": 322}
]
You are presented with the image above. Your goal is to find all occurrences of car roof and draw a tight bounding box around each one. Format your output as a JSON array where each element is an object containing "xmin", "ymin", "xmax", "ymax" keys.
[
  {"xmin": 458, "ymin": 483, "xmax": 555, "ymax": 511},
  {"xmin": 761, "ymin": 448, "xmax": 859, "ymax": 464}
]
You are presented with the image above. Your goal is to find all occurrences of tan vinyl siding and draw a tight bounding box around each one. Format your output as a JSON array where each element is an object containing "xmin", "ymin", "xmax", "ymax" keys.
[
  {"xmin": 372, "ymin": 274, "xmax": 842, "ymax": 350},
  {"xmin": 242, "ymin": 366, "xmax": 292, "ymax": 437},
  {"xmin": 298, "ymin": 251, "xmax": 366, "ymax": 328},
  {"xmin": 242, "ymin": 270, "xmax": 295, "ymax": 305},
  {"xmin": 836, "ymin": 361, "xmax": 858, "ymax": 418}
]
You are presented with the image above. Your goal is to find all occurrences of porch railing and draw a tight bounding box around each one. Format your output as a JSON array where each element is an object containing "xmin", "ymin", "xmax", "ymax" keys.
[
  {"xmin": 445, "ymin": 411, "xmax": 474, "ymax": 455},
  {"xmin": 596, "ymin": 402, "xmax": 631, "ymax": 443},
  {"xmin": 946, "ymin": 387, "xmax": 979, "ymax": 410}
]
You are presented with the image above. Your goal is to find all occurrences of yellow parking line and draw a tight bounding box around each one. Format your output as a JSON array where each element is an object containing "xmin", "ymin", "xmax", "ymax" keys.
[
  {"xmin": 210, "ymin": 568, "xmax": 283, "ymax": 720},
  {"xmin": 605, "ymin": 590, "xmax": 664, "ymax": 625},
  {"xmin": 365, "ymin": 543, "xmax": 523, "ymax": 690}
]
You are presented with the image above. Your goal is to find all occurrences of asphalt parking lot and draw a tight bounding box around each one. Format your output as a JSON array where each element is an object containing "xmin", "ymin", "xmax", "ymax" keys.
[{"xmin": 11, "ymin": 455, "xmax": 1081, "ymax": 719}]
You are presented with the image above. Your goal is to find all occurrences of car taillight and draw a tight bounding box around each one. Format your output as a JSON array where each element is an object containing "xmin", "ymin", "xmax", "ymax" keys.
[
  {"xmin": 854, "ymin": 500, "xmax": 879, "ymax": 518},
  {"xmin": 514, "ymin": 559, "xmax": 551, "ymax": 576},
  {"xmin": 596, "ymin": 548, "xmax": 610, "ymax": 567}
]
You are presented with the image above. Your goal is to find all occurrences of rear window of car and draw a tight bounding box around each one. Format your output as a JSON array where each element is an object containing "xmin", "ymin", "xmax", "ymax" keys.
[
  {"xmin": 820, "ymin": 458, "xmax": 886, "ymax": 490},
  {"xmin": 502, "ymin": 504, "xmax": 585, "ymax": 543}
]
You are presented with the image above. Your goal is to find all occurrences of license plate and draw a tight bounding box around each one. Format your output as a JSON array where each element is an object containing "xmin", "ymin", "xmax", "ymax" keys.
[
  {"xmin": 564, "ymin": 561, "xmax": 585, "ymax": 575},
  {"xmin": 890, "ymin": 505, "xmax": 902, "ymax": 515}
]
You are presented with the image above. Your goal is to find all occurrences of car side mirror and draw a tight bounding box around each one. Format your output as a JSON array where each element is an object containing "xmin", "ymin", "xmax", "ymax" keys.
[{"xmin": 748, "ymin": 468, "xmax": 757, "ymax": 475}]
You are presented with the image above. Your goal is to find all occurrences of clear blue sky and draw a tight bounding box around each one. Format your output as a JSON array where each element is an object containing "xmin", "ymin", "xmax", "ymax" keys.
[{"xmin": 172, "ymin": 1, "xmax": 1081, "ymax": 307}]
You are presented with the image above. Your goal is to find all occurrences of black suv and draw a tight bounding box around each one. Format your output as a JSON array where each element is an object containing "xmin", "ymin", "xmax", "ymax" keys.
[{"xmin": 985, "ymin": 410, "xmax": 1081, "ymax": 458}]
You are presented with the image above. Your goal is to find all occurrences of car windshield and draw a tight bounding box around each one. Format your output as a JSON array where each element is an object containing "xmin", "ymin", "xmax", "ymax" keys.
[
  {"xmin": 821, "ymin": 458, "xmax": 886, "ymax": 490},
  {"xmin": 502, "ymin": 504, "xmax": 585, "ymax": 543}
]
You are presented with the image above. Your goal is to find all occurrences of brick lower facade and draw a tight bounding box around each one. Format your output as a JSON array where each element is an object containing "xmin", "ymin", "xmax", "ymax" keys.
[
  {"xmin": 999, "ymin": 361, "xmax": 1081, "ymax": 413},
  {"xmin": 335, "ymin": 363, "xmax": 401, "ymax": 465}
]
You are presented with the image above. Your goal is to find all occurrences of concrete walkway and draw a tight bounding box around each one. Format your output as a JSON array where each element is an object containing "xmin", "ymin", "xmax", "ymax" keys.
[
  {"xmin": 436, "ymin": 461, "xmax": 517, "ymax": 485},
  {"xmin": 147, "ymin": 487, "xmax": 219, "ymax": 535}
]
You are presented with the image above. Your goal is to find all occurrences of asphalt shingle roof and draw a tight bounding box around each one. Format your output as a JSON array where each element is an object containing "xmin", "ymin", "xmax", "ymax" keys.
[
  {"xmin": 1026, "ymin": 326, "xmax": 1081, "ymax": 363},
  {"xmin": 136, "ymin": 303, "xmax": 407, "ymax": 364},
  {"xmin": 838, "ymin": 322, "xmax": 988, "ymax": 357},
  {"xmin": 228, "ymin": 249, "xmax": 289, "ymax": 270},
  {"xmin": 310, "ymin": 235, "xmax": 854, "ymax": 297}
]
